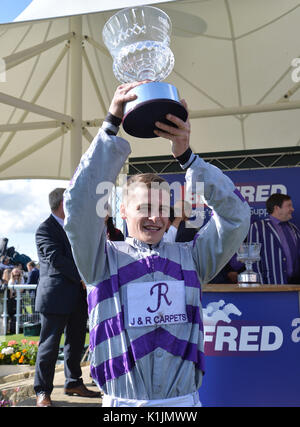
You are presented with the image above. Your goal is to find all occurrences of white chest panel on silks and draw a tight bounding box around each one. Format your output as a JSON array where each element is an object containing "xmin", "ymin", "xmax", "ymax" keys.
[{"xmin": 126, "ymin": 280, "xmax": 188, "ymax": 328}]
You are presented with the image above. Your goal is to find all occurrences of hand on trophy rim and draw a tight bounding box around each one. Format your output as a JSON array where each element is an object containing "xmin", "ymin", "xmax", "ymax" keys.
[
  {"xmin": 153, "ymin": 99, "xmax": 191, "ymax": 158},
  {"xmin": 109, "ymin": 81, "xmax": 151, "ymax": 119}
]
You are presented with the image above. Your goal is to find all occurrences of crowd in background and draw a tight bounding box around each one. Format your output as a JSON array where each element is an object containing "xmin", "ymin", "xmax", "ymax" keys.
[{"xmin": 0, "ymin": 255, "xmax": 40, "ymax": 334}]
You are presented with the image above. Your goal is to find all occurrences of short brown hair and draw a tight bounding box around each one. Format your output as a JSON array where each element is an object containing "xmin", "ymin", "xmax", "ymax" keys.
[
  {"xmin": 123, "ymin": 173, "xmax": 170, "ymax": 205},
  {"xmin": 27, "ymin": 261, "xmax": 36, "ymax": 268},
  {"xmin": 266, "ymin": 193, "xmax": 291, "ymax": 214},
  {"xmin": 126, "ymin": 173, "xmax": 167, "ymax": 188}
]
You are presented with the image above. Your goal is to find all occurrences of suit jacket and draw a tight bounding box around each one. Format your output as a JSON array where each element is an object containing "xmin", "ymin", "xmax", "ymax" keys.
[
  {"xmin": 35, "ymin": 214, "xmax": 84, "ymax": 314},
  {"xmin": 248, "ymin": 217, "xmax": 300, "ymax": 284},
  {"xmin": 26, "ymin": 267, "xmax": 39, "ymax": 285}
]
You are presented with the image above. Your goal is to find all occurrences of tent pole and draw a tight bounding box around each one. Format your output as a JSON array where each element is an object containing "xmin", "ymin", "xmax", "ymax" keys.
[
  {"xmin": 82, "ymin": 127, "xmax": 94, "ymax": 143},
  {"xmin": 0, "ymin": 91, "xmax": 72, "ymax": 123},
  {"xmin": 82, "ymin": 48, "xmax": 106, "ymax": 112},
  {"xmin": 70, "ymin": 15, "xmax": 83, "ymax": 175},
  {"xmin": 4, "ymin": 32, "xmax": 74, "ymax": 71},
  {"xmin": 84, "ymin": 35, "xmax": 110, "ymax": 57},
  {"xmin": 0, "ymin": 127, "xmax": 68, "ymax": 173},
  {"xmin": 189, "ymin": 100, "xmax": 300, "ymax": 119},
  {"xmin": 0, "ymin": 120, "xmax": 61, "ymax": 132},
  {"xmin": 0, "ymin": 44, "xmax": 70, "ymax": 158}
]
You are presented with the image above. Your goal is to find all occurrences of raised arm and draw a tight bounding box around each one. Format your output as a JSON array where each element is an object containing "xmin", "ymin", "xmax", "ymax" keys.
[
  {"xmin": 155, "ymin": 103, "xmax": 251, "ymax": 284},
  {"xmin": 63, "ymin": 82, "xmax": 143, "ymax": 285}
]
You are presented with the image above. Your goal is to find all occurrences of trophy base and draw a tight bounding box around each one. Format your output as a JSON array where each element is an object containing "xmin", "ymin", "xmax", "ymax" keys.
[
  {"xmin": 238, "ymin": 283, "xmax": 261, "ymax": 288},
  {"xmin": 122, "ymin": 82, "xmax": 188, "ymax": 138},
  {"xmin": 238, "ymin": 271, "xmax": 261, "ymax": 288}
]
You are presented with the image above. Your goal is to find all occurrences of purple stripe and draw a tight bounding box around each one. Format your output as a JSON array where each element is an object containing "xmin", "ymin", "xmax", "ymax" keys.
[
  {"xmin": 186, "ymin": 304, "xmax": 204, "ymax": 332},
  {"xmin": 88, "ymin": 256, "xmax": 201, "ymax": 314},
  {"xmin": 118, "ymin": 257, "xmax": 154, "ymax": 285},
  {"xmin": 89, "ymin": 304, "xmax": 203, "ymax": 352},
  {"xmin": 117, "ymin": 256, "xmax": 183, "ymax": 285},
  {"xmin": 87, "ymin": 274, "xmax": 119, "ymax": 314},
  {"xmin": 89, "ymin": 311, "xmax": 124, "ymax": 351},
  {"xmin": 90, "ymin": 328, "xmax": 205, "ymax": 386}
]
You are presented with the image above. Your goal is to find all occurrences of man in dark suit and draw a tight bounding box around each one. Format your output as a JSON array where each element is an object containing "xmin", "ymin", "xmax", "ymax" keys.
[
  {"xmin": 34, "ymin": 188, "xmax": 100, "ymax": 407},
  {"xmin": 26, "ymin": 261, "xmax": 39, "ymax": 284}
]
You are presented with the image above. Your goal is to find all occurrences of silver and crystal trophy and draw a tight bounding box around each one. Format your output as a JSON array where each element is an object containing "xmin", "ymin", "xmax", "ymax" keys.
[
  {"xmin": 102, "ymin": 6, "xmax": 187, "ymax": 138},
  {"xmin": 237, "ymin": 243, "xmax": 261, "ymax": 287}
]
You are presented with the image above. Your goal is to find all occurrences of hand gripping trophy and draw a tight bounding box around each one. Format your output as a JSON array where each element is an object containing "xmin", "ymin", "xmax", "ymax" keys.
[{"xmin": 102, "ymin": 6, "xmax": 188, "ymax": 138}]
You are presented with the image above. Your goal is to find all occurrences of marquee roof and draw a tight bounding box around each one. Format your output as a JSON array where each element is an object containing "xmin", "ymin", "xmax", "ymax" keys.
[{"xmin": 0, "ymin": 0, "xmax": 300, "ymax": 180}]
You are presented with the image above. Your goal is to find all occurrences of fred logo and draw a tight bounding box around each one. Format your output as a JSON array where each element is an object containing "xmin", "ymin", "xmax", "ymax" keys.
[{"xmin": 127, "ymin": 280, "xmax": 187, "ymax": 327}]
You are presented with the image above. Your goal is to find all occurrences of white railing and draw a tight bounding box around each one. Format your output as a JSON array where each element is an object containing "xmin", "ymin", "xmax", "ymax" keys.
[{"xmin": 1, "ymin": 284, "xmax": 39, "ymax": 335}]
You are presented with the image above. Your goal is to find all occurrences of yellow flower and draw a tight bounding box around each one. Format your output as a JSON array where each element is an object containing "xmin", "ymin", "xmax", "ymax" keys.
[
  {"xmin": 0, "ymin": 353, "xmax": 4, "ymax": 360},
  {"xmin": 22, "ymin": 349, "xmax": 27, "ymax": 353},
  {"xmin": 11, "ymin": 354, "xmax": 16, "ymax": 361},
  {"xmin": 19, "ymin": 355, "xmax": 24, "ymax": 364},
  {"xmin": 15, "ymin": 352, "xmax": 21, "ymax": 359}
]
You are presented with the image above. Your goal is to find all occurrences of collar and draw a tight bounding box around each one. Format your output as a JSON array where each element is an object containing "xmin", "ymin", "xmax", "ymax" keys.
[
  {"xmin": 269, "ymin": 215, "xmax": 290, "ymax": 227},
  {"xmin": 125, "ymin": 237, "xmax": 163, "ymax": 251},
  {"xmin": 269, "ymin": 215, "xmax": 281, "ymax": 226},
  {"xmin": 51, "ymin": 213, "xmax": 64, "ymax": 228}
]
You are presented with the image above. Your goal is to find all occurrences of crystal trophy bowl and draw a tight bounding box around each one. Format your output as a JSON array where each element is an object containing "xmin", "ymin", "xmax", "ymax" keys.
[
  {"xmin": 102, "ymin": 6, "xmax": 188, "ymax": 138},
  {"xmin": 237, "ymin": 243, "xmax": 261, "ymax": 287}
]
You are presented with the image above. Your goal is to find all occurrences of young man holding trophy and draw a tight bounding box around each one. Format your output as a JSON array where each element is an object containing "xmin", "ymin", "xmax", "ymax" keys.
[{"xmin": 63, "ymin": 79, "xmax": 250, "ymax": 407}]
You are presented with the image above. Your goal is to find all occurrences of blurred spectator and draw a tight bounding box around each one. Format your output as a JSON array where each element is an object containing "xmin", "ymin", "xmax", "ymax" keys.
[
  {"xmin": 0, "ymin": 255, "xmax": 14, "ymax": 270},
  {"xmin": 1, "ymin": 268, "xmax": 12, "ymax": 286},
  {"xmin": 8, "ymin": 268, "xmax": 24, "ymax": 296},
  {"xmin": 26, "ymin": 261, "xmax": 40, "ymax": 313},
  {"xmin": 26, "ymin": 261, "xmax": 39, "ymax": 284},
  {"xmin": 6, "ymin": 268, "xmax": 24, "ymax": 334},
  {"xmin": 208, "ymin": 254, "xmax": 245, "ymax": 284},
  {"xmin": 163, "ymin": 202, "xmax": 191, "ymax": 243},
  {"xmin": 175, "ymin": 200, "xmax": 200, "ymax": 243},
  {"xmin": 106, "ymin": 216, "xmax": 124, "ymax": 241},
  {"xmin": 163, "ymin": 206, "xmax": 177, "ymax": 243}
]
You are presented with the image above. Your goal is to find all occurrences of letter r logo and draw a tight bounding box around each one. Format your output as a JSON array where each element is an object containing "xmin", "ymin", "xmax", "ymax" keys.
[{"xmin": 146, "ymin": 282, "xmax": 172, "ymax": 313}]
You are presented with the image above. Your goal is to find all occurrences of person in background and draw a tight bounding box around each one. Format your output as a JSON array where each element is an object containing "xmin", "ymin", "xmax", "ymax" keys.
[
  {"xmin": 6, "ymin": 268, "xmax": 24, "ymax": 334},
  {"xmin": 0, "ymin": 255, "xmax": 14, "ymax": 270},
  {"xmin": 163, "ymin": 202, "xmax": 184, "ymax": 242},
  {"xmin": 34, "ymin": 188, "xmax": 100, "ymax": 407},
  {"xmin": 175, "ymin": 201, "xmax": 200, "ymax": 243},
  {"xmin": 105, "ymin": 216, "xmax": 124, "ymax": 241},
  {"xmin": 26, "ymin": 261, "xmax": 39, "ymax": 284},
  {"xmin": 248, "ymin": 193, "xmax": 300, "ymax": 284},
  {"xmin": 1, "ymin": 268, "xmax": 12, "ymax": 286},
  {"xmin": 8, "ymin": 268, "xmax": 24, "ymax": 296},
  {"xmin": 26, "ymin": 261, "xmax": 40, "ymax": 314}
]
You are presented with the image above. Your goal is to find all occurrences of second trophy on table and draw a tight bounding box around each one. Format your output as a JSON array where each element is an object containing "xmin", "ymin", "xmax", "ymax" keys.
[{"xmin": 237, "ymin": 243, "xmax": 262, "ymax": 287}]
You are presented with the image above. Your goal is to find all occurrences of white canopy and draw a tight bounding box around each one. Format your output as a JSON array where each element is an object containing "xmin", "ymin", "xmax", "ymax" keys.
[{"xmin": 0, "ymin": 0, "xmax": 300, "ymax": 180}]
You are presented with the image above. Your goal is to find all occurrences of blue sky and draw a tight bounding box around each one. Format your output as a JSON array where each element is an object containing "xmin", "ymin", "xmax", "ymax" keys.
[
  {"xmin": 0, "ymin": 0, "xmax": 33, "ymax": 24},
  {"xmin": 0, "ymin": 179, "xmax": 69, "ymax": 261}
]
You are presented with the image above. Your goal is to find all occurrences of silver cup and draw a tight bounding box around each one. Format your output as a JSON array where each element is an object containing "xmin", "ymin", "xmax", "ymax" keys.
[
  {"xmin": 237, "ymin": 243, "xmax": 261, "ymax": 287},
  {"xmin": 102, "ymin": 6, "xmax": 187, "ymax": 138}
]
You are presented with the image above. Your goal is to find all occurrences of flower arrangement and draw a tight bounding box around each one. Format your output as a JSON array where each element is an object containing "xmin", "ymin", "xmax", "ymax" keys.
[{"xmin": 0, "ymin": 339, "xmax": 39, "ymax": 366}]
